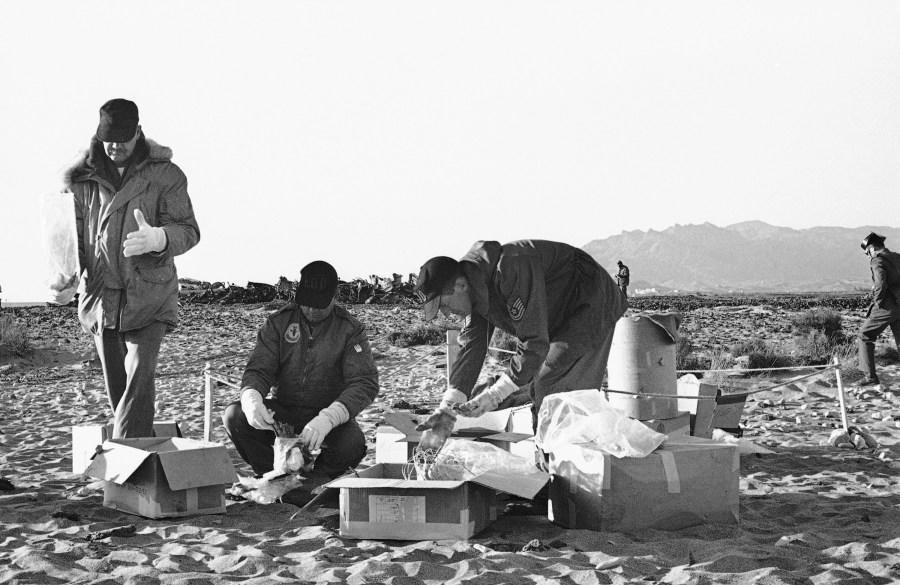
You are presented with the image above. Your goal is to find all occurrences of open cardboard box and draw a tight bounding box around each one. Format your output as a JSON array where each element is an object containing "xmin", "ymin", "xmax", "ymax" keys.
[
  {"xmin": 84, "ymin": 437, "xmax": 236, "ymax": 519},
  {"xmin": 327, "ymin": 461, "xmax": 548, "ymax": 540},
  {"xmin": 677, "ymin": 375, "xmax": 749, "ymax": 438},
  {"xmin": 376, "ymin": 407, "xmax": 534, "ymax": 464},
  {"xmin": 548, "ymin": 435, "xmax": 740, "ymax": 532},
  {"xmin": 72, "ymin": 420, "xmax": 182, "ymax": 474}
]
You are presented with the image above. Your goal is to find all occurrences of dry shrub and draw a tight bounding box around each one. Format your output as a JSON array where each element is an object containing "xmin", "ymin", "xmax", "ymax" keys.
[
  {"xmin": 790, "ymin": 309, "xmax": 852, "ymax": 365},
  {"xmin": 790, "ymin": 308, "xmax": 844, "ymax": 340},
  {"xmin": 675, "ymin": 331, "xmax": 710, "ymax": 372},
  {"xmin": 0, "ymin": 316, "xmax": 31, "ymax": 357},
  {"xmin": 388, "ymin": 323, "xmax": 447, "ymax": 347},
  {"xmin": 730, "ymin": 337, "xmax": 793, "ymax": 369}
]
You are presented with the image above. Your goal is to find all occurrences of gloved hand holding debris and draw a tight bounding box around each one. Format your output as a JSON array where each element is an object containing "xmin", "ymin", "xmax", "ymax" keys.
[
  {"xmin": 416, "ymin": 388, "xmax": 466, "ymax": 451},
  {"xmin": 300, "ymin": 401, "xmax": 349, "ymax": 452},
  {"xmin": 457, "ymin": 373, "xmax": 518, "ymax": 417},
  {"xmin": 240, "ymin": 388, "xmax": 275, "ymax": 430}
]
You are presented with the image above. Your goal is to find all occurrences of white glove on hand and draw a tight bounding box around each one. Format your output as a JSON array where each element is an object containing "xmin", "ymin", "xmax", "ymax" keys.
[
  {"xmin": 240, "ymin": 388, "xmax": 275, "ymax": 430},
  {"xmin": 123, "ymin": 209, "xmax": 167, "ymax": 257},
  {"xmin": 457, "ymin": 373, "xmax": 518, "ymax": 417},
  {"xmin": 416, "ymin": 388, "xmax": 467, "ymax": 451},
  {"xmin": 300, "ymin": 401, "xmax": 349, "ymax": 452}
]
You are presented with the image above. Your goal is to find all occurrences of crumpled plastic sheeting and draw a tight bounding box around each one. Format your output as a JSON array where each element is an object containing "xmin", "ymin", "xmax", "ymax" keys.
[
  {"xmin": 41, "ymin": 192, "xmax": 80, "ymax": 289},
  {"xmin": 536, "ymin": 389, "xmax": 666, "ymax": 458},
  {"xmin": 431, "ymin": 439, "xmax": 538, "ymax": 481},
  {"xmin": 273, "ymin": 437, "xmax": 305, "ymax": 474}
]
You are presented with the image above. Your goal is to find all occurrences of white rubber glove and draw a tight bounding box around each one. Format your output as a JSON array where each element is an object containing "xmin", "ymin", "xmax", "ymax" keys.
[
  {"xmin": 123, "ymin": 209, "xmax": 167, "ymax": 257},
  {"xmin": 240, "ymin": 388, "xmax": 275, "ymax": 431},
  {"xmin": 416, "ymin": 388, "xmax": 467, "ymax": 451},
  {"xmin": 457, "ymin": 373, "xmax": 518, "ymax": 417},
  {"xmin": 300, "ymin": 401, "xmax": 349, "ymax": 452}
]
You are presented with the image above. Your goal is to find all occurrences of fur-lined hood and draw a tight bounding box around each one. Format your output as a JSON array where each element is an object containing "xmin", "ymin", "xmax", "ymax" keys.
[{"xmin": 62, "ymin": 137, "xmax": 173, "ymax": 187}]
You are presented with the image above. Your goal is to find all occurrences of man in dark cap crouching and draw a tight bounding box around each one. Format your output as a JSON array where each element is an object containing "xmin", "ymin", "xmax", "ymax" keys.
[
  {"xmin": 52, "ymin": 98, "xmax": 200, "ymax": 438},
  {"xmin": 858, "ymin": 232, "xmax": 900, "ymax": 386},
  {"xmin": 222, "ymin": 260, "xmax": 379, "ymax": 505}
]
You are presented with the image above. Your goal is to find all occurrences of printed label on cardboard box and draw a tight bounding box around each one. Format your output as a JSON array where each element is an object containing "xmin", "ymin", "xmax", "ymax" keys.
[{"xmin": 370, "ymin": 495, "xmax": 426, "ymax": 523}]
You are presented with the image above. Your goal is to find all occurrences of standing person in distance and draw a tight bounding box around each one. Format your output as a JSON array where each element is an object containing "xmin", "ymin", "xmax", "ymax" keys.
[
  {"xmin": 616, "ymin": 260, "xmax": 630, "ymax": 298},
  {"xmin": 52, "ymin": 98, "xmax": 200, "ymax": 438},
  {"xmin": 857, "ymin": 232, "xmax": 900, "ymax": 386}
]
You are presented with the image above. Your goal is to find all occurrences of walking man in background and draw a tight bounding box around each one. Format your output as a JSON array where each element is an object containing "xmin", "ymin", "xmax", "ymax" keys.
[
  {"xmin": 222, "ymin": 260, "xmax": 379, "ymax": 505},
  {"xmin": 414, "ymin": 240, "xmax": 627, "ymax": 452},
  {"xmin": 857, "ymin": 232, "xmax": 900, "ymax": 386},
  {"xmin": 51, "ymin": 98, "xmax": 200, "ymax": 438},
  {"xmin": 616, "ymin": 260, "xmax": 630, "ymax": 298}
]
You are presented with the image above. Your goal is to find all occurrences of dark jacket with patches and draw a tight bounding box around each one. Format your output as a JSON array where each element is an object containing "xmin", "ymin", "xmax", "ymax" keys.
[
  {"xmin": 240, "ymin": 304, "xmax": 379, "ymax": 419},
  {"xmin": 868, "ymin": 249, "xmax": 900, "ymax": 319},
  {"xmin": 449, "ymin": 240, "xmax": 627, "ymax": 394},
  {"xmin": 63, "ymin": 137, "xmax": 200, "ymax": 334}
]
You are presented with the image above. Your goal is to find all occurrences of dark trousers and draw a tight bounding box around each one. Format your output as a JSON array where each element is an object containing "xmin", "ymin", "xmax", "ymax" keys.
[
  {"xmin": 93, "ymin": 321, "xmax": 167, "ymax": 438},
  {"xmin": 221, "ymin": 400, "xmax": 367, "ymax": 479},
  {"xmin": 526, "ymin": 329, "xmax": 616, "ymax": 431},
  {"xmin": 858, "ymin": 312, "xmax": 900, "ymax": 379}
]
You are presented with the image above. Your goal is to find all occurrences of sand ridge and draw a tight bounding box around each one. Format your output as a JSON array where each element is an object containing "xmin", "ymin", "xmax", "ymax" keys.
[{"xmin": 1, "ymin": 302, "xmax": 899, "ymax": 584}]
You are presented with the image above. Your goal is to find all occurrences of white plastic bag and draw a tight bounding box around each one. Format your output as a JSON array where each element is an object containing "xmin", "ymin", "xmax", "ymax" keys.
[
  {"xmin": 41, "ymin": 192, "xmax": 79, "ymax": 291},
  {"xmin": 536, "ymin": 389, "xmax": 666, "ymax": 458},
  {"xmin": 430, "ymin": 439, "xmax": 537, "ymax": 481},
  {"xmin": 273, "ymin": 436, "xmax": 305, "ymax": 474}
]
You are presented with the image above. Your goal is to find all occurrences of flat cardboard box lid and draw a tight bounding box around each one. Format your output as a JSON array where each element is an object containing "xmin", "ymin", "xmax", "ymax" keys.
[
  {"xmin": 85, "ymin": 437, "xmax": 236, "ymax": 491},
  {"xmin": 381, "ymin": 411, "xmax": 530, "ymax": 444},
  {"xmin": 327, "ymin": 462, "xmax": 548, "ymax": 500}
]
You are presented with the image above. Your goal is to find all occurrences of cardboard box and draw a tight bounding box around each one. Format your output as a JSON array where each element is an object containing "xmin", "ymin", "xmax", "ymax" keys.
[
  {"xmin": 677, "ymin": 376, "xmax": 749, "ymax": 438},
  {"xmin": 327, "ymin": 462, "xmax": 548, "ymax": 540},
  {"xmin": 376, "ymin": 407, "xmax": 535, "ymax": 464},
  {"xmin": 72, "ymin": 420, "xmax": 183, "ymax": 474},
  {"xmin": 639, "ymin": 411, "xmax": 691, "ymax": 438},
  {"xmin": 84, "ymin": 437, "xmax": 236, "ymax": 519},
  {"xmin": 548, "ymin": 436, "xmax": 739, "ymax": 532}
]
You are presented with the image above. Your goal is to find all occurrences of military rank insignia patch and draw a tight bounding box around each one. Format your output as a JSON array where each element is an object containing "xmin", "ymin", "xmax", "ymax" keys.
[
  {"xmin": 284, "ymin": 323, "xmax": 302, "ymax": 343},
  {"xmin": 508, "ymin": 297, "xmax": 526, "ymax": 321},
  {"xmin": 354, "ymin": 344, "xmax": 362, "ymax": 353}
]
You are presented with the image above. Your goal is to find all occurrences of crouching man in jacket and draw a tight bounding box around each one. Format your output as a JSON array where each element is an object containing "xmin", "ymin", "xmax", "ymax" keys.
[{"xmin": 222, "ymin": 261, "xmax": 379, "ymax": 504}]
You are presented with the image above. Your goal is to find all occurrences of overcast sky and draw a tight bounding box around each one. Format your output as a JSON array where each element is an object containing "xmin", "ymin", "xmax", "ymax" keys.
[{"xmin": 2, "ymin": 1, "xmax": 899, "ymax": 301}]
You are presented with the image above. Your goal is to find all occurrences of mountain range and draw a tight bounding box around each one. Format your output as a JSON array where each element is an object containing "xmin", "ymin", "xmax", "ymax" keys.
[{"xmin": 583, "ymin": 221, "xmax": 900, "ymax": 294}]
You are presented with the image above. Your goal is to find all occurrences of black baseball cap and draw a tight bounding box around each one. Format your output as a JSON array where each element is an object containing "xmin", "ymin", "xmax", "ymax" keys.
[
  {"xmin": 97, "ymin": 98, "xmax": 140, "ymax": 142},
  {"xmin": 416, "ymin": 256, "xmax": 459, "ymax": 319},
  {"xmin": 861, "ymin": 232, "xmax": 886, "ymax": 251},
  {"xmin": 295, "ymin": 261, "xmax": 338, "ymax": 308}
]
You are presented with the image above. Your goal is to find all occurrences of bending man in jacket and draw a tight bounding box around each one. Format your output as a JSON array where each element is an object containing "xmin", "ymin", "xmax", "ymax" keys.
[
  {"xmin": 415, "ymin": 240, "xmax": 627, "ymax": 450},
  {"xmin": 52, "ymin": 98, "xmax": 200, "ymax": 438},
  {"xmin": 858, "ymin": 232, "xmax": 900, "ymax": 386},
  {"xmin": 222, "ymin": 261, "xmax": 379, "ymax": 504}
]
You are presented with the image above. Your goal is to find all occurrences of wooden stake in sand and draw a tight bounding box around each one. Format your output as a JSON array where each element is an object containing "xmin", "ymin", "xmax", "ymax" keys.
[
  {"xmin": 832, "ymin": 356, "xmax": 850, "ymax": 433},
  {"xmin": 204, "ymin": 362, "xmax": 213, "ymax": 442}
]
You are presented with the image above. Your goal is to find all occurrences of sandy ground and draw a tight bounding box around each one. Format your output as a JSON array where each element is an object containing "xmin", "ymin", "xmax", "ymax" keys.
[{"xmin": 1, "ymin": 302, "xmax": 899, "ymax": 585}]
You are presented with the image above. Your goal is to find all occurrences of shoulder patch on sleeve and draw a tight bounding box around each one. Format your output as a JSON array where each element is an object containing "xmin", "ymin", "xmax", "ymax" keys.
[
  {"xmin": 284, "ymin": 322, "xmax": 302, "ymax": 343},
  {"xmin": 354, "ymin": 343, "xmax": 362, "ymax": 353},
  {"xmin": 508, "ymin": 297, "xmax": 526, "ymax": 321}
]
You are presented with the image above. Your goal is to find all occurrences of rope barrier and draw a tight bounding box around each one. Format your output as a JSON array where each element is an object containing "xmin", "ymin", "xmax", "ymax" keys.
[
  {"xmin": 676, "ymin": 364, "xmax": 832, "ymax": 374},
  {"xmin": 603, "ymin": 364, "xmax": 838, "ymax": 400}
]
